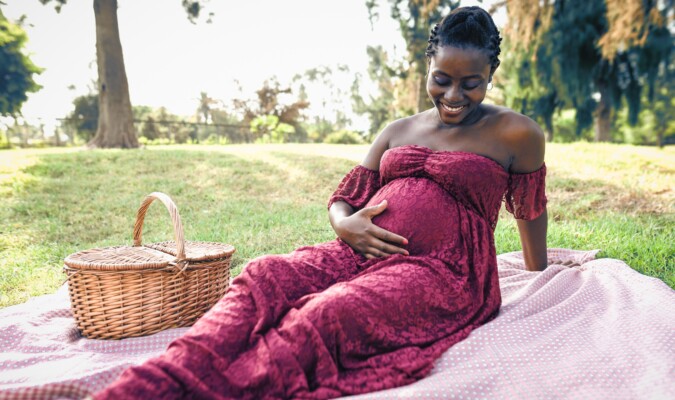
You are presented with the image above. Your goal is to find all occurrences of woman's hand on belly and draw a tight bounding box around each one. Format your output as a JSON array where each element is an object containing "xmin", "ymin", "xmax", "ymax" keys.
[{"xmin": 334, "ymin": 200, "xmax": 409, "ymax": 259}]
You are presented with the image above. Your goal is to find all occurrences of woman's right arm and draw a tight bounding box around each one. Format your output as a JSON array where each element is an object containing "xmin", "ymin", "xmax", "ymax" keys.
[{"xmin": 328, "ymin": 124, "xmax": 409, "ymax": 259}]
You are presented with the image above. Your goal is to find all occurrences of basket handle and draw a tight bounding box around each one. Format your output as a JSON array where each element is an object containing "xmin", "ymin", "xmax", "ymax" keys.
[{"xmin": 133, "ymin": 192, "xmax": 186, "ymax": 261}]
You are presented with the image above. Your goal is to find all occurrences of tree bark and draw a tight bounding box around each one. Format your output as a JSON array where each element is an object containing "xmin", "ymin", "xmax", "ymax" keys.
[
  {"xmin": 594, "ymin": 84, "xmax": 612, "ymax": 142},
  {"xmin": 90, "ymin": 0, "xmax": 137, "ymax": 148}
]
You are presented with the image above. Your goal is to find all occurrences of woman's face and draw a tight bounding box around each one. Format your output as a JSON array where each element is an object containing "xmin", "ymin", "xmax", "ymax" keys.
[{"xmin": 426, "ymin": 45, "xmax": 493, "ymax": 126}]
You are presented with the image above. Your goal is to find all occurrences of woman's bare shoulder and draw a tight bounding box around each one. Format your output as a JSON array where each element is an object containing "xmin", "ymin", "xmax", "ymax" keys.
[
  {"xmin": 488, "ymin": 107, "xmax": 546, "ymax": 173},
  {"xmin": 383, "ymin": 112, "xmax": 430, "ymax": 136},
  {"xmin": 361, "ymin": 112, "xmax": 428, "ymax": 169}
]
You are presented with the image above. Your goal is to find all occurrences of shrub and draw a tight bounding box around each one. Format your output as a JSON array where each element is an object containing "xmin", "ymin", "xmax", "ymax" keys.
[
  {"xmin": 323, "ymin": 130, "xmax": 365, "ymax": 144},
  {"xmin": 204, "ymin": 134, "xmax": 229, "ymax": 145}
]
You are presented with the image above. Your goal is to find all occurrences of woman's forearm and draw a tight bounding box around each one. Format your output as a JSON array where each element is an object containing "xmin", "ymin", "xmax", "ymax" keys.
[
  {"xmin": 516, "ymin": 209, "xmax": 548, "ymax": 271},
  {"xmin": 329, "ymin": 201, "xmax": 355, "ymax": 236}
]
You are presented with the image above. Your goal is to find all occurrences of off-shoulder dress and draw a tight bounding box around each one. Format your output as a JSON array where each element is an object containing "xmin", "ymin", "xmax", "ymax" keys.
[{"xmin": 95, "ymin": 144, "xmax": 547, "ymax": 400}]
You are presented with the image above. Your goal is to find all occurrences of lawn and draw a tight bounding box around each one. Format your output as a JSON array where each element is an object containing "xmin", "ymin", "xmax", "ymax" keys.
[{"xmin": 1, "ymin": 143, "xmax": 673, "ymax": 307}]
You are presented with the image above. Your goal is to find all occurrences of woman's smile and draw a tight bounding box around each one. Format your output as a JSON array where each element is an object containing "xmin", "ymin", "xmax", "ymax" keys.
[
  {"xmin": 440, "ymin": 103, "xmax": 467, "ymax": 114},
  {"xmin": 426, "ymin": 45, "xmax": 493, "ymax": 126}
]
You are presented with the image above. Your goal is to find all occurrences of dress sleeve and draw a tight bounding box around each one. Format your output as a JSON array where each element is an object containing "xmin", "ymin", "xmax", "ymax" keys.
[
  {"xmin": 505, "ymin": 163, "xmax": 547, "ymax": 220},
  {"xmin": 327, "ymin": 165, "xmax": 381, "ymax": 211}
]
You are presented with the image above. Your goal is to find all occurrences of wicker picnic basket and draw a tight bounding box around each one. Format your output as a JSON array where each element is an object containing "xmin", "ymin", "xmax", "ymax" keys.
[{"xmin": 63, "ymin": 192, "xmax": 235, "ymax": 340}]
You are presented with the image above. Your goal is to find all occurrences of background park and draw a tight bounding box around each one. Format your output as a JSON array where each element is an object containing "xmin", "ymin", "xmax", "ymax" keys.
[{"xmin": 0, "ymin": 0, "xmax": 673, "ymax": 307}]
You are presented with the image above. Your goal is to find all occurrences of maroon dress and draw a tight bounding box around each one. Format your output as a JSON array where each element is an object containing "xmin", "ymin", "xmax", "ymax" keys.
[{"xmin": 95, "ymin": 144, "xmax": 547, "ymax": 399}]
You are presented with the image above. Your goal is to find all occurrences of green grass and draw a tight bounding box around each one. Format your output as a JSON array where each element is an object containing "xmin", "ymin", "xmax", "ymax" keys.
[{"xmin": 1, "ymin": 143, "xmax": 673, "ymax": 307}]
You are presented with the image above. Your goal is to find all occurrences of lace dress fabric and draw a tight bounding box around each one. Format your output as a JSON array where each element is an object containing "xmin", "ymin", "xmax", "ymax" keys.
[
  {"xmin": 326, "ymin": 165, "xmax": 381, "ymax": 211},
  {"xmin": 505, "ymin": 165, "xmax": 547, "ymax": 220},
  {"xmin": 95, "ymin": 144, "xmax": 547, "ymax": 400}
]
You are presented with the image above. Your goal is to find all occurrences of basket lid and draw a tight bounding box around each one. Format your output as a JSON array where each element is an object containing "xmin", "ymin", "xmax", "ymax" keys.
[
  {"xmin": 144, "ymin": 240, "xmax": 236, "ymax": 262},
  {"xmin": 64, "ymin": 246, "xmax": 175, "ymax": 271}
]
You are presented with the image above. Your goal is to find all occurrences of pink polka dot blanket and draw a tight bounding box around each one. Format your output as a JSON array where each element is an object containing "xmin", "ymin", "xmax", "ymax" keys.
[{"xmin": 0, "ymin": 249, "xmax": 673, "ymax": 399}]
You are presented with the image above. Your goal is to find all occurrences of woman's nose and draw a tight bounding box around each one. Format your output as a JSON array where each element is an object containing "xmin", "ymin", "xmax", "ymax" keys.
[{"xmin": 444, "ymin": 86, "xmax": 463, "ymax": 102}]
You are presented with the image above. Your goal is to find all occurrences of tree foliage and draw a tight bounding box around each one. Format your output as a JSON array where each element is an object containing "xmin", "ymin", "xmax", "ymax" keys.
[
  {"xmin": 351, "ymin": 45, "xmax": 416, "ymax": 140},
  {"xmin": 323, "ymin": 129, "xmax": 366, "ymax": 144},
  {"xmin": 366, "ymin": 0, "xmax": 458, "ymax": 112},
  {"xmin": 499, "ymin": 31, "xmax": 560, "ymax": 140},
  {"xmin": 502, "ymin": 0, "xmax": 673, "ymax": 142},
  {"xmin": 598, "ymin": 0, "xmax": 672, "ymax": 61},
  {"xmin": 0, "ymin": 10, "xmax": 42, "ymax": 118},
  {"xmin": 292, "ymin": 65, "xmax": 354, "ymax": 142},
  {"xmin": 231, "ymin": 78, "xmax": 309, "ymax": 142},
  {"xmin": 65, "ymin": 92, "xmax": 98, "ymax": 141},
  {"xmin": 250, "ymin": 115, "xmax": 295, "ymax": 144}
]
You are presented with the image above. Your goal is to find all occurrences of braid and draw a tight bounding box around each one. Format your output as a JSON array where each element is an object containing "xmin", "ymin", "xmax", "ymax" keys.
[
  {"xmin": 425, "ymin": 23, "xmax": 441, "ymax": 59},
  {"xmin": 425, "ymin": 6, "xmax": 501, "ymax": 70}
]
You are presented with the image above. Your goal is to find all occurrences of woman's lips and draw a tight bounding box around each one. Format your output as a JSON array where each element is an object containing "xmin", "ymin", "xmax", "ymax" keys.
[{"xmin": 441, "ymin": 103, "xmax": 467, "ymax": 114}]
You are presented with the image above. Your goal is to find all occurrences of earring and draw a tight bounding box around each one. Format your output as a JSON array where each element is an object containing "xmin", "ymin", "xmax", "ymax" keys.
[{"xmin": 487, "ymin": 82, "xmax": 493, "ymax": 91}]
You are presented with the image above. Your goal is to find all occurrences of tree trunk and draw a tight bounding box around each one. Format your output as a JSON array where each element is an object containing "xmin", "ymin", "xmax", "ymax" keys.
[
  {"xmin": 544, "ymin": 113, "xmax": 554, "ymax": 142},
  {"xmin": 594, "ymin": 84, "xmax": 612, "ymax": 142},
  {"xmin": 54, "ymin": 127, "xmax": 61, "ymax": 146},
  {"xmin": 90, "ymin": 0, "xmax": 137, "ymax": 148}
]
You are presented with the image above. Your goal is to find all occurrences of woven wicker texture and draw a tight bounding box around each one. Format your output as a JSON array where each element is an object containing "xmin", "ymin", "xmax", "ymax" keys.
[
  {"xmin": 146, "ymin": 241, "xmax": 235, "ymax": 262},
  {"xmin": 64, "ymin": 246, "xmax": 174, "ymax": 270},
  {"xmin": 63, "ymin": 192, "xmax": 235, "ymax": 340}
]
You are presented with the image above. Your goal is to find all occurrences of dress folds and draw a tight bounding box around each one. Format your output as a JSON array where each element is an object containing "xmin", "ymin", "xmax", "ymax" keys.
[{"xmin": 95, "ymin": 144, "xmax": 547, "ymax": 400}]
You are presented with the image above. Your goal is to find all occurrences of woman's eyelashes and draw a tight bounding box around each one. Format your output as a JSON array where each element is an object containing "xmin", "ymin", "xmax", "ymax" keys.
[
  {"xmin": 463, "ymin": 81, "xmax": 482, "ymax": 90},
  {"xmin": 432, "ymin": 75, "xmax": 482, "ymax": 90},
  {"xmin": 432, "ymin": 75, "xmax": 451, "ymax": 86}
]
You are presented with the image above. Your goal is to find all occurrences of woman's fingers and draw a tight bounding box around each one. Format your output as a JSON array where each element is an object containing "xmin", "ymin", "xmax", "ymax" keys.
[
  {"xmin": 346, "ymin": 200, "xmax": 410, "ymax": 258},
  {"xmin": 364, "ymin": 240, "xmax": 409, "ymax": 258},
  {"xmin": 364, "ymin": 247, "xmax": 385, "ymax": 259},
  {"xmin": 362, "ymin": 240, "xmax": 410, "ymax": 259},
  {"xmin": 360, "ymin": 226, "xmax": 409, "ymax": 258},
  {"xmin": 372, "ymin": 225, "xmax": 408, "ymax": 247},
  {"xmin": 381, "ymin": 241, "xmax": 409, "ymax": 256}
]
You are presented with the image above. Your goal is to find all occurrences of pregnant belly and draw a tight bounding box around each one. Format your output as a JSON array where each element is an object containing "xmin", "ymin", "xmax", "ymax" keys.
[{"xmin": 365, "ymin": 178, "xmax": 460, "ymax": 256}]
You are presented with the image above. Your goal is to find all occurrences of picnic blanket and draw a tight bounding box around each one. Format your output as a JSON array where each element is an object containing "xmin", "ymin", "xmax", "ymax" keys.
[{"xmin": 0, "ymin": 249, "xmax": 673, "ymax": 399}]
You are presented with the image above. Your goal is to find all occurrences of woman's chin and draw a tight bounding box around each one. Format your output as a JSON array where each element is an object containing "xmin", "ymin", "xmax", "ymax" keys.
[{"xmin": 436, "ymin": 105, "xmax": 467, "ymax": 126}]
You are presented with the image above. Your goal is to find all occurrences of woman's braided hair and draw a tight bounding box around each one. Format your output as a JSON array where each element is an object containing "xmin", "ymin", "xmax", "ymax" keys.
[{"xmin": 425, "ymin": 6, "xmax": 502, "ymax": 70}]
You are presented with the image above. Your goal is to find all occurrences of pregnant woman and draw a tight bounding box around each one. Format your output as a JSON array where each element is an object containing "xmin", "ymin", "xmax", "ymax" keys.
[{"xmin": 96, "ymin": 6, "xmax": 547, "ymax": 399}]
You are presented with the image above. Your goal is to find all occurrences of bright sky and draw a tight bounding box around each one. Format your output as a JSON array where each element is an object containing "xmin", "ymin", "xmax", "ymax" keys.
[{"xmin": 3, "ymin": 0, "xmax": 503, "ymax": 134}]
